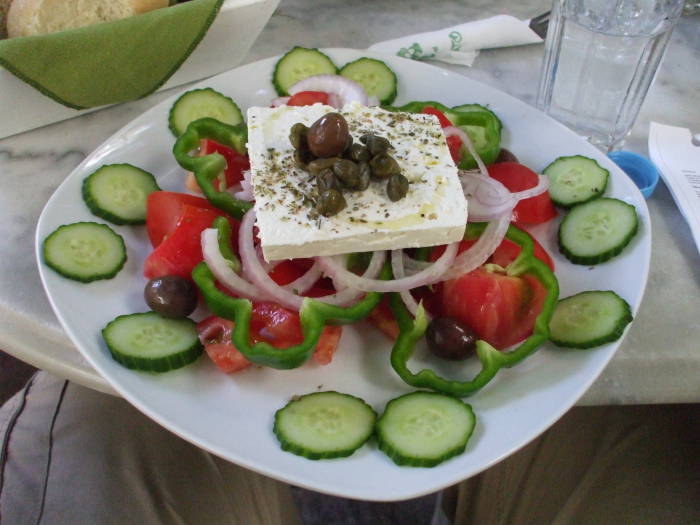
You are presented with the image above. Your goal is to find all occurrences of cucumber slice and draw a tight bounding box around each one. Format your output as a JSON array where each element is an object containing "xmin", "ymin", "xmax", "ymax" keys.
[
  {"xmin": 376, "ymin": 391, "xmax": 476, "ymax": 468},
  {"xmin": 169, "ymin": 88, "xmax": 243, "ymax": 137},
  {"xmin": 103, "ymin": 312, "xmax": 202, "ymax": 372},
  {"xmin": 544, "ymin": 155, "xmax": 609, "ymax": 208},
  {"xmin": 43, "ymin": 222, "xmax": 126, "ymax": 283},
  {"xmin": 272, "ymin": 46, "xmax": 337, "ymax": 96},
  {"xmin": 274, "ymin": 391, "xmax": 376, "ymax": 460},
  {"xmin": 339, "ymin": 57, "xmax": 398, "ymax": 105},
  {"xmin": 82, "ymin": 164, "xmax": 160, "ymax": 225},
  {"xmin": 549, "ymin": 291, "xmax": 633, "ymax": 349},
  {"xmin": 558, "ymin": 198, "xmax": 638, "ymax": 265}
]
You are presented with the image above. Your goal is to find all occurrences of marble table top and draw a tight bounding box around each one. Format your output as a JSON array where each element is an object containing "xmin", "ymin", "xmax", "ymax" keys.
[{"xmin": 1, "ymin": 0, "xmax": 699, "ymax": 404}]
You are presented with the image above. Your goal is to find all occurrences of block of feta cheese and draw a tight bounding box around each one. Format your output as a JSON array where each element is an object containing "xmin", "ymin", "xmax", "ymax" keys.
[{"xmin": 246, "ymin": 102, "xmax": 468, "ymax": 261}]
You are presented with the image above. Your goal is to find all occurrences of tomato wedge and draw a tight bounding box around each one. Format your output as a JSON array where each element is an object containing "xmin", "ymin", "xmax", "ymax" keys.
[
  {"xmin": 487, "ymin": 162, "xmax": 557, "ymax": 226},
  {"xmin": 185, "ymin": 139, "xmax": 250, "ymax": 193},
  {"xmin": 422, "ymin": 106, "xmax": 462, "ymax": 164},
  {"xmin": 287, "ymin": 91, "xmax": 330, "ymax": 106},
  {"xmin": 146, "ymin": 191, "xmax": 215, "ymax": 247}
]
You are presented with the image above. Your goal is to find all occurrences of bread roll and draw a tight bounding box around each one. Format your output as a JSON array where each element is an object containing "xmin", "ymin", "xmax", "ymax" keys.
[{"xmin": 7, "ymin": 0, "xmax": 169, "ymax": 38}]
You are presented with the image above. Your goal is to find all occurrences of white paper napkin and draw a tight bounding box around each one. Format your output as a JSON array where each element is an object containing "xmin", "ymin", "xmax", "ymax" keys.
[{"xmin": 368, "ymin": 15, "xmax": 543, "ymax": 66}]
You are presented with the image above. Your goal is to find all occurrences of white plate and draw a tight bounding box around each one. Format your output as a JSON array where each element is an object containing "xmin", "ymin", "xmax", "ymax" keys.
[{"xmin": 36, "ymin": 49, "xmax": 651, "ymax": 501}]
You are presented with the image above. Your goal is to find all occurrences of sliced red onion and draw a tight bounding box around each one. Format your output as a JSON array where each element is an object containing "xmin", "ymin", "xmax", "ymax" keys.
[
  {"xmin": 271, "ymin": 96, "xmax": 290, "ymax": 107},
  {"xmin": 289, "ymin": 75, "xmax": 368, "ymax": 107},
  {"xmin": 510, "ymin": 173, "xmax": 550, "ymax": 201},
  {"xmin": 442, "ymin": 212, "xmax": 511, "ymax": 280},
  {"xmin": 318, "ymin": 242, "xmax": 458, "ymax": 293},
  {"xmin": 283, "ymin": 260, "xmax": 323, "ymax": 295},
  {"xmin": 444, "ymin": 126, "xmax": 488, "ymax": 176},
  {"xmin": 233, "ymin": 170, "xmax": 254, "ymax": 201},
  {"xmin": 459, "ymin": 170, "xmax": 515, "ymax": 222},
  {"xmin": 391, "ymin": 250, "xmax": 429, "ymax": 318},
  {"xmin": 326, "ymin": 93, "xmax": 342, "ymax": 109},
  {"xmin": 201, "ymin": 228, "xmax": 267, "ymax": 301},
  {"xmin": 367, "ymin": 95, "xmax": 380, "ymax": 106},
  {"xmin": 255, "ymin": 244, "xmax": 278, "ymax": 273}
]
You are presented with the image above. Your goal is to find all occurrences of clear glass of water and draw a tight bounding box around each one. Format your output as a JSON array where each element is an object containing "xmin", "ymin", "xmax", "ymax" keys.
[{"xmin": 536, "ymin": 0, "xmax": 686, "ymax": 151}]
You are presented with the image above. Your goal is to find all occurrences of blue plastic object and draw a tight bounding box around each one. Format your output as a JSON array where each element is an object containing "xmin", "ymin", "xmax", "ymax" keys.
[{"xmin": 607, "ymin": 150, "xmax": 659, "ymax": 199}]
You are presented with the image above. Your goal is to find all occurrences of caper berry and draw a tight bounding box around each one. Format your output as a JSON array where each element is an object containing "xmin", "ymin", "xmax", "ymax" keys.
[
  {"xmin": 495, "ymin": 148, "xmax": 519, "ymax": 164},
  {"xmin": 307, "ymin": 113, "xmax": 350, "ymax": 158},
  {"xmin": 144, "ymin": 276, "xmax": 198, "ymax": 319},
  {"xmin": 348, "ymin": 143, "xmax": 371, "ymax": 162},
  {"xmin": 426, "ymin": 317, "xmax": 477, "ymax": 360},
  {"xmin": 387, "ymin": 173, "xmax": 409, "ymax": 201},
  {"xmin": 294, "ymin": 147, "xmax": 314, "ymax": 169},
  {"xmin": 369, "ymin": 153, "xmax": 400, "ymax": 179},
  {"xmin": 307, "ymin": 157, "xmax": 338, "ymax": 176},
  {"xmin": 316, "ymin": 169, "xmax": 342, "ymax": 193},
  {"xmin": 333, "ymin": 159, "xmax": 361, "ymax": 189},
  {"xmin": 317, "ymin": 189, "xmax": 347, "ymax": 217},
  {"xmin": 357, "ymin": 161, "xmax": 371, "ymax": 191},
  {"xmin": 360, "ymin": 134, "xmax": 391, "ymax": 155},
  {"xmin": 289, "ymin": 123, "xmax": 308, "ymax": 150}
]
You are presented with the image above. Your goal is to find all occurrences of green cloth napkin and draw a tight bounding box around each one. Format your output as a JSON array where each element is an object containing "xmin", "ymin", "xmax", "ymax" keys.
[{"xmin": 0, "ymin": 0, "xmax": 223, "ymax": 109}]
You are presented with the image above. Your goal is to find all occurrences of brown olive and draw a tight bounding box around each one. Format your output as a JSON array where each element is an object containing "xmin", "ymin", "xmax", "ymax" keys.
[
  {"xmin": 356, "ymin": 161, "xmax": 371, "ymax": 191},
  {"xmin": 386, "ymin": 173, "xmax": 409, "ymax": 201},
  {"xmin": 316, "ymin": 169, "xmax": 342, "ymax": 193},
  {"xmin": 307, "ymin": 157, "xmax": 338, "ymax": 176},
  {"xmin": 426, "ymin": 317, "xmax": 477, "ymax": 360},
  {"xmin": 316, "ymin": 189, "xmax": 347, "ymax": 217},
  {"xmin": 144, "ymin": 276, "xmax": 198, "ymax": 319},
  {"xmin": 369, "ymin": 153, "xmax": 400, "ymax": 179},
  {"xmin": 348, "ymin": 143, "xmax": 371, "ymax": 162},
  {"xmin": 306, "ymin": 113, "xmax": 350, "ymax": 158},
  {"xmin": 360, "ymin": 134, "xmax": 391, "ymax": 155},
  {"xmin": 495, "ymin": 148, "xmax": 519, "ymax": 164},
  {"xmin": 289, "ymin": 123, "xmax": 308, "ymax": 150},
  {"xmin": 333, "ymin": 159, "xmax": 361, "ymax": 189}
]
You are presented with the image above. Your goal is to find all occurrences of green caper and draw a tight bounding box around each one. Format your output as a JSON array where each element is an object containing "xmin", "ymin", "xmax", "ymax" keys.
[
  {"xmin": 357, "ymin": 161, "xmax": 371, "ymax": 191},
  {"xmin": 316, "ymin": 169, "xmax": 342, "ymax": 193},
  {"xmin": 307, "ymin": 157, "xmax": 338, "ymax": 176},
  {"xmin": 317, "ymin": 189, "xmax": 347, "ymax": 217},
  {"xmin": 333, "ymin": 159, "xmax": 361, "ymax": 189},
  {"xmin": 289, "ymin": 123, "xmax": 308, "ymax": 150},
  {"xmin": 360, "ymin": 134, "xmax": 391, "ymax": 155},
  {"xmin": 387, "ymin": 173, "xmax": 409, "ymax": 201},
  {"xmin": 294, "ymin": 147, "xmax": 314, "ymax": 169},
  {"xmin": 348, "ymin": 143, "xmax": 371, "ymax": 162},
  {"xmin": 343, "ymin": 134, "xmax": 354, "ymax": 155},
  {"xmin": 369, "ymin": 153, "xmax": 401, "ymax": 179}
]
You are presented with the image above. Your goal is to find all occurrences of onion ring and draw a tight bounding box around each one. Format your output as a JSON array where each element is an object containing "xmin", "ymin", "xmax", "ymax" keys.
[{"xmin": 288, "ymin": 75, "xmax": 369, "ymax": 107}]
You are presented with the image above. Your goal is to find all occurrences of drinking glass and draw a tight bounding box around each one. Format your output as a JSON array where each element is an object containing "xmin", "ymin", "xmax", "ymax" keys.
[{"xmin": 536, "ymin": 0, "xmax": 686, "ymax": 151}]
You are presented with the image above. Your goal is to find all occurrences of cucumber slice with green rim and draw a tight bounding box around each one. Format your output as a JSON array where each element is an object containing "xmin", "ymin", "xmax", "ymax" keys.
[
  {"xmin": 103, "ymin": 312, "xmax": 202, "ymax": 372},
  {"xmin": 549, "ymin": 291, "xmax": 633, "ymax": 349},
  {"xmin": 376, "ymin": 391, "xmax": 476, "ymax": 468},
  {"xmin": 339, "ymin": 57, "xmax": 398, "ymax": 105},
  {"xmin": 168, "ymin": 88, "xmax": 243, "ymax": 137},
  {"xmin": 272, "ymin": 46, "xmax": 338, "ymax": 96},
  {"xmin": 43, "ymin": 222, "xmax": 126, "ymax": 283},
  {"xmin": 544, "ymin": 155, "xmax": 609, "ymax": 208},
  {"xmin": 273, "ymin": 391, "xmax": 376, "ymax": 460},
  {"xmin": 558, "ymin": 198, "xmax": 638, "ymax": 265},
  {"xmin": 82, "ymin": 164, "xmax": 160, "ymax": 225}
]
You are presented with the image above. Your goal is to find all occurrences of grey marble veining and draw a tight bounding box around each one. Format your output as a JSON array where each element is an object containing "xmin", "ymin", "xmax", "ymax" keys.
[{"xmin": 0, "ymin": 0, "xmax": 698, "ymax": 403}]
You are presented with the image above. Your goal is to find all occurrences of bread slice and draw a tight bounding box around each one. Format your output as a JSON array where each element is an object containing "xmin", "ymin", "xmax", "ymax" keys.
[{"xmin": 7, "ymin": 0, "xmax": 169, "ymax": 38}]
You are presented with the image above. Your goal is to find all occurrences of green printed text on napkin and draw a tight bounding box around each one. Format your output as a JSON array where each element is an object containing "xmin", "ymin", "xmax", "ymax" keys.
[{"xmin": 0, "ymin": 0, "xmax": 223, "ymax": 109}]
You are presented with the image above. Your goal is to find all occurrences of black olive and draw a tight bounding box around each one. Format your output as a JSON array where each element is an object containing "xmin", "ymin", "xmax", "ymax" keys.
[
  {"xmin": 289, "ymin": 123, "xmax": 308, "ymax": 150},
  {"xmin": 360, "ymin": 134, "xmax": 391, "ymax": 155},
  {"xmin": 369, "ymin": 153, "xmax": 400, "ymax": 179},
  {"xmin": 307, "ymin": 157, "xmax": 338, "ymax": 176},
  {"xmin": 495, "ymin": 148, "xmax": 519, "ymax": 164},
  {"xmin": 333, "ymin": 159, "xmax": 361, "ymax": 189},
  {"xmin": 426, "ymin": 317, "xmax": 477, "ymax": 360},
  {"xmin": 316, "ymin": 189, "xmax": 347, "ymax": 217},
  {"xmin": 307, "ymin": 113, "xmax": 350, "ymax": 158},
  {"xmin": 356, "ymin": 161, "xmax": 371, "ymax": 191},
  {"xmin": 386, "ymin": 173, "xmax": 409, "ymax": 201},
  {"xmin": 316, "ymin": 168, "xmax": 342, "ymax": 193},
  {"xmin": 348, "ymin": 143, "xmax": 371, "ymax": 162},
  {"xmin": 144, "ymin": 276, "xmax": 198, "ymax": 319}
]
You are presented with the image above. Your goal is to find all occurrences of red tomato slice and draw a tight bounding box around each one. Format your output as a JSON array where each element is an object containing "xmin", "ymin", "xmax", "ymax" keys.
[
  {"xmin": 366, "ymin": 296, "xmax": 400, "ymax": 340},
  {"xmin": 487, "ymin": 162, "xmax": 558, "ymax": 226},
  {"xmin": 422, "ymin": 106, "xmax": 452, "ymax": 127},
  {"xmin": 143, "ymin": 204, "xmax": 240, "ymax": 280},
  {"xmin": 201, "ymin": 139, "xmax": 250, "ymax": 189},
  {"xmin": 146, "ymin": 191, "xmax": 215, "ymax": 247},
  {"xmin": 197, "ymin": 302, "xmax": 343, "ymax": 372},
  {"xmin": 267, "ymin": 259, "xmax": 335, "ymax": 297},
  {"xmin": 421, "ymin": 107, "xmax": 462, "ymax": 164},
  {"xmin": 287, "ymin": 91, "xmax": 330, "ymax": 106}
]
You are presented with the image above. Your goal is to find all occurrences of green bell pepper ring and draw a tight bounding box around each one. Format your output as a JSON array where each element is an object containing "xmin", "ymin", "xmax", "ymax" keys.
[
  {"xmin": 389, "ymin": 223, "xmax": 559, "ymax": 397},
  {"xmin": 385, "ymin": 101, "xmax": 502, "ymax": 170},
  {"xmin": 172, "ymin": 117, "xmax": 252, "ymax": 220},
  {"xmin": 192, "ymin": 262, "xmax": 389, "ymax": 370},
  {"xmin": 211, "ymin": 216, "xmax": 241, "ymax": 274}
]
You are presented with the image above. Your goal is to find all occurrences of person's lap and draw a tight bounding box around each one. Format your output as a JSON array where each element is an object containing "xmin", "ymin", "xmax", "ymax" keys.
[{"xmin": 2, "ymin": 372, "xmax": 698, "ymax": 525}]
